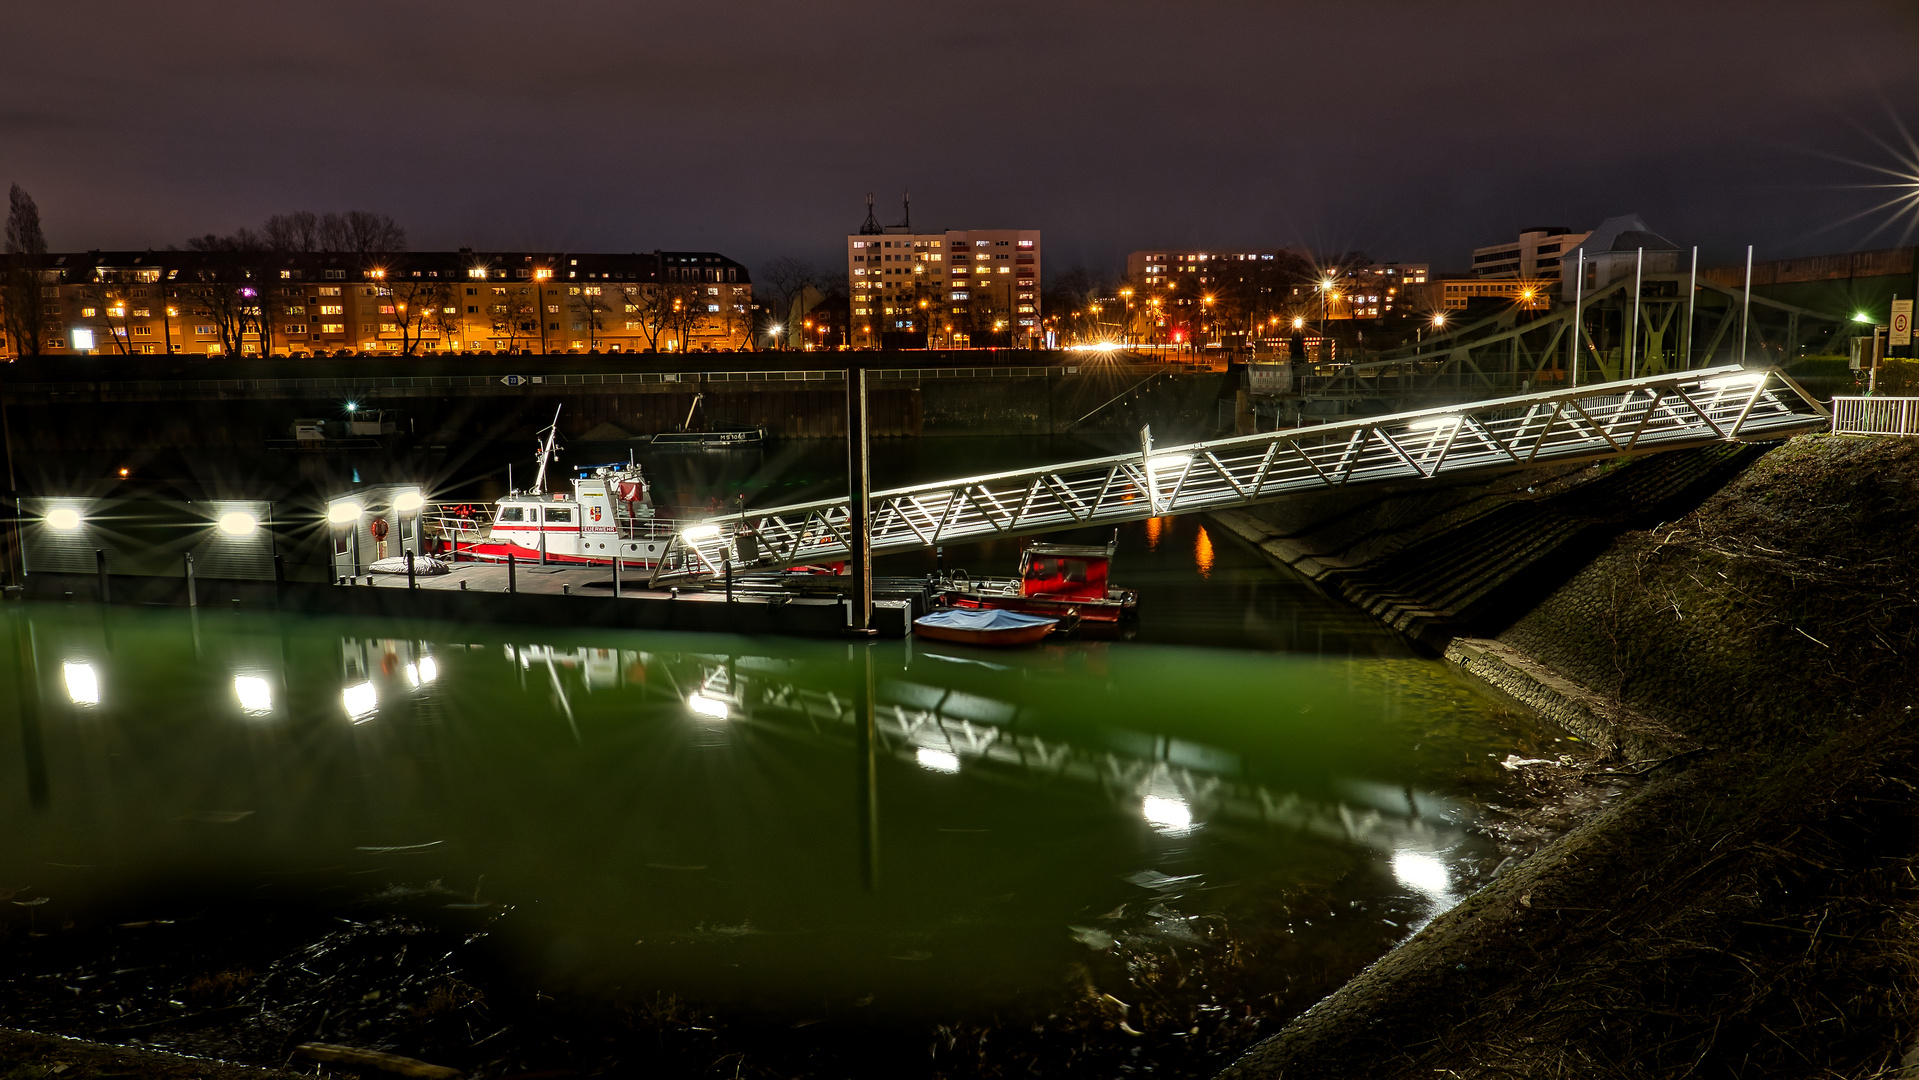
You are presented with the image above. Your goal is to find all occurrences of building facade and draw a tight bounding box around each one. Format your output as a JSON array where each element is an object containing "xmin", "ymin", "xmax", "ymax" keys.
[
  {"xmin": 0, "ymin": 249, "xmax": 753, "ymax": 359},
  {"xmin": 1470, "ymin": 226, "xmax": 1592, "ymax": 281},
  {"xmin": 847, "ymin": 226, "xmax": 1040, "ymax": 349}
]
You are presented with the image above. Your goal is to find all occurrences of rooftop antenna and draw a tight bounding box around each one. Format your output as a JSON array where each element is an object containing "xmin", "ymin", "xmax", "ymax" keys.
[
  {"xmin": 902, "ymin": 190, "xmax": 911, "ymax": 232},
  {"xmin": 859, "ymin": 193, "xmax": 883, "ymax": 235}
]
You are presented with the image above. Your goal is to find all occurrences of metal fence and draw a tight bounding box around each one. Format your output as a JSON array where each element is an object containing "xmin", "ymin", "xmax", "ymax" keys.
[{"xmin": 1831, "ymin": 397, "xmax": 1919, "ymax": 436}]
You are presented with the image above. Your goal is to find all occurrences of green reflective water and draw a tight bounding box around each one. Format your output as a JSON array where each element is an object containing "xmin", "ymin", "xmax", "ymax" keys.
[{"xmin": 0, "ymin": 571, "xmax": 1556, "ymax": 1012}]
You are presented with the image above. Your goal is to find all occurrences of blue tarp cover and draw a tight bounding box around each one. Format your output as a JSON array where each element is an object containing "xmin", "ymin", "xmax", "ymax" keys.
[{"xmin": 916, "ymin": 608, "xmax": 1057, "ymax": 631}]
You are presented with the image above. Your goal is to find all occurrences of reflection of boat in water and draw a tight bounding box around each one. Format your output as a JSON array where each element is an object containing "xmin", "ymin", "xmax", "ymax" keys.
[
  {"xmin": 913, "ymin": 608, "xmax": 1057, "ymax": 647},
  {"xmin": 937, "ymin": 533, "xmax": 1139, "ymax": 628}
]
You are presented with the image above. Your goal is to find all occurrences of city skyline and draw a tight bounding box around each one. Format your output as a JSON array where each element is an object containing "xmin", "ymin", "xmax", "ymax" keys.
[{"xmin": 2, "ymin": 2, "xmax": 1915, "ymax": 278}]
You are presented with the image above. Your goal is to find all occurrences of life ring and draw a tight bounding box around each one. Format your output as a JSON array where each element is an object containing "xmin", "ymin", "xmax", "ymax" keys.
[{"xmin": 369, "ymin": 517, "xmax": 389, "ymax": 541}]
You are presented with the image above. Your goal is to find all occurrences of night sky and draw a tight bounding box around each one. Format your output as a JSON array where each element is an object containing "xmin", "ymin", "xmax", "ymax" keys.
[{"xmin": 4, "ymin": 1, "xmax": 1916, "ymax": 276}]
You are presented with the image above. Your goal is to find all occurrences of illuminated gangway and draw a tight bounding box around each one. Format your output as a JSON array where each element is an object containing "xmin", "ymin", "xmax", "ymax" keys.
[{"xmin": 654, "ymin": 365, "xmax": 1827, "ymax": 581}]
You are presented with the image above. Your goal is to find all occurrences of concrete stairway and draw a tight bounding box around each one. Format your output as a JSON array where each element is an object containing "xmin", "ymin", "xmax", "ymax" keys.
[{"xmin": 1210, "ymin": 444, "xmax": 1767, "ymax": 650}]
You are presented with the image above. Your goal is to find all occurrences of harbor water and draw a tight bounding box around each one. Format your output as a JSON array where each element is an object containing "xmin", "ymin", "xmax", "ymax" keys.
[{"xmin": 0, "ymin": 512, "xmax": 1569, "ymax": 1016}]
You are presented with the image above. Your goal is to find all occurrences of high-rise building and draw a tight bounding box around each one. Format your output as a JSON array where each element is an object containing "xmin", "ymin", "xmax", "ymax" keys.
[{"xmin": 845, "ymin": 199, "xmax": 1039, "ymax": 349}]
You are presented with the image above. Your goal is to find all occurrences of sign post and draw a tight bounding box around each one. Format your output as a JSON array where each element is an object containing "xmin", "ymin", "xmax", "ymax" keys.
[{"xmin": 1891, "ymin": 298, "xmax": 1912, "ymax": 352}]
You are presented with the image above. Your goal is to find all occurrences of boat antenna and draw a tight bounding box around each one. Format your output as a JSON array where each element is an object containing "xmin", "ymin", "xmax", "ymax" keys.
[{"xmin": 532, "ymin": 403, "xmax": 563, "ymax": 494}]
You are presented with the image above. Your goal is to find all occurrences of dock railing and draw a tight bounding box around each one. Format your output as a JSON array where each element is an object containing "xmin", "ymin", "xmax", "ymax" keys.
[{"xmin": 1831, "ymin": 396, "xmax": 1919, "ymax": 436}]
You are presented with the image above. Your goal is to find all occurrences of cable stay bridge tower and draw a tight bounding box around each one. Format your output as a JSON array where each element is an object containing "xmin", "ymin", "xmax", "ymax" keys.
[{"xmin": 650, "ymin": 365, "xmax": 1828, "ymax": 583}]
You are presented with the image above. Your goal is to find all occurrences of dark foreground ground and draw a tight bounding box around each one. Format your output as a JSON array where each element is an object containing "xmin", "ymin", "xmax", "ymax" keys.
[{"xmin": 1224, "ymin": 434, "xmax": 1919, "ymax": 1078}]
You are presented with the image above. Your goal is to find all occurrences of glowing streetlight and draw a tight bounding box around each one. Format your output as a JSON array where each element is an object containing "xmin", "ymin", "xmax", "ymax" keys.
[
  {"xmin": 1432, "ymin": 314, "xmax": 1447, "ymax": 327},
  {"xmin": 217, "ymin": 511, "xmax": 259, "ymax": 537},
  {"xmin": 1853, "ymin": 312, "xmax": 1874, "ymax": 323},
  {"xmin": 1292, "ymin": 317, "xmax": 1304, "ymax": 329}
]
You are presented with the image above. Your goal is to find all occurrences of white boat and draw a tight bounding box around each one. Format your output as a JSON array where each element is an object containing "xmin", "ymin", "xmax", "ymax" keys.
[{"xmin": 425, "ymin": 406, "xmax": 692, "ymax": 569}]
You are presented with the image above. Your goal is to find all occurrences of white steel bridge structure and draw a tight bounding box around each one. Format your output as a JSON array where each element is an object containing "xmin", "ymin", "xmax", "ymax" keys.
[{"xmin": 653, "ymin": 365, "xmax": 1828, "ymax": 582}]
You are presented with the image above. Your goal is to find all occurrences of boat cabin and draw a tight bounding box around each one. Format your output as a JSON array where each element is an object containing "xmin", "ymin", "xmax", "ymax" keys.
[{"xmin": 1018, "ymin": 541, "xmax": 1115, "ymax": 602}]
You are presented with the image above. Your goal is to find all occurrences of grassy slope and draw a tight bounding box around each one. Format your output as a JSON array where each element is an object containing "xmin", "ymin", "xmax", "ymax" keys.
[{"xmin": 1223, "ymin": 435, "xmax": 1919, "ymax": 1079}]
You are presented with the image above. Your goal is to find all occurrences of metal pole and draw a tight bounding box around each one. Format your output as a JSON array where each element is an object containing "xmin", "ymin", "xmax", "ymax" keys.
[
  {"xmin": 405, "ymin": 549, "xmax": 416, "ymax": 590},
  {"xmin": 538, "ymin": 525, "xmax": 547, "ymax": 566},
  {"xmin": 612, "ymin": 549, "xmax": 621, "ymax": 598},
  {"xmin": 95, "ymin": 549, "xmax": 108, "ymax": 604},
  {"xmin": 183, "ymin": 552, "xmax": 197, "ymax": 608},
  {"xmin": 1629, "ymin": 247, "xmax": 1643, "ymax": 380},
  {"xmin": 507, "ymin": 550, "xmax": 517, "ymax": 593},
  {"xmin": 1569, "ymin": 249, "xmax": 1583, "ymax": 389},
  {"xmin": 273, "ymin": 553, "xmax": 285, "ymax": 609},
  {"xmin": 1740, "ymin": 245, "xmax": 1754, "ymax": 366},
  {"xmin": 846, "ymin": 363, "xmax": 872, "ymax": 634},
  {"xmin": 1684, "ymin": 246, "xmax": 1698, "ymax": 369},
  {"xmin": 724, "ymin": 555, "xmax": 733, "ymax": 603}
]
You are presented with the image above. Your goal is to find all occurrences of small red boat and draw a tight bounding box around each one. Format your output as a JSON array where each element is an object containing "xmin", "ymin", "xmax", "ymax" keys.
[
  {"xmin": 938, "ymin": 533, "xmax": 1138, "ymax": 625},
  {"xmin": 913, "ymin": 608, "xmax": 1059, "ymax": 646}
]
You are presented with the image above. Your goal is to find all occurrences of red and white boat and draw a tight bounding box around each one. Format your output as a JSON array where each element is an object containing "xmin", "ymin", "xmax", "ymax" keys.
[
  {"xmin": 938, "ymin": 534, "xmax": 1138, "ymax": 626},
  {"xmin": 425, "ymin": 408, "xmax": 688, "ymax": 568}
]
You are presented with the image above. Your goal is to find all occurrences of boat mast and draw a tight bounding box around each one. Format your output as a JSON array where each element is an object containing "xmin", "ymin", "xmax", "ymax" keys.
[{"xmin": 531, "ymin": 403, "xmax": 563, "ymax": 495}]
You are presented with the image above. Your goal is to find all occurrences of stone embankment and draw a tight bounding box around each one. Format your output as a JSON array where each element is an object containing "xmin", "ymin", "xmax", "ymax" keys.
[{"xmin": 1218, "ymin": 434, "xmax": 1919, "ymax": 1079}]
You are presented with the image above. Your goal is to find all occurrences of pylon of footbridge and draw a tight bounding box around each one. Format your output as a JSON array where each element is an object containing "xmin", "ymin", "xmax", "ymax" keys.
[{"xmin": 652, "ymin": 365, "xmax": 1828, "ymax": 581}]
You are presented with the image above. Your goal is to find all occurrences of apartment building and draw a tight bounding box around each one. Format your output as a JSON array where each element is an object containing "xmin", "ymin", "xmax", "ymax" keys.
[
  {"xmin": 1284, "ymin": 262, "xmax": 1433, "ymax": 319},
  {"xmin": 1439, "ymin": 279, "xmax": 1554, "ymax": 311},
  {"xmin": 847, "ymin": 225, "xmax": 1040, "ymax": 349},
  {"xmin": 1, "ymin": 248, "xmax": 753, "ymax": 358},
  {"xmin": 1128, "ymin": 248, "xmax": 1298, "ymax": 290}
]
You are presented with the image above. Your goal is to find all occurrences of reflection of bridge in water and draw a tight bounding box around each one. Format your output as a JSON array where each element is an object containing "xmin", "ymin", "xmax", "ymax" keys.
[
  {"xmin": 652, "ymin": 365, "xmax": 1827, "ymax": 582},
  {"xmin": 506, "ymin": 643, "xmax": 1476, "ymax": 866}
]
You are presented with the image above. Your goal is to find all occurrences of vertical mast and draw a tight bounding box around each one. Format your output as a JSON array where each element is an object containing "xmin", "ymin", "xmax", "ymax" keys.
[{"xmin": 531, "ymin": 403, "xmax": 562, "ymax": 494}]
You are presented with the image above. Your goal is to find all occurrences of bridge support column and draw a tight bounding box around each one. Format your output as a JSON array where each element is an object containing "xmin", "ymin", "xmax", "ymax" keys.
[{"xmin": 847, "ymin": 363, "xmax": 873, "ymax": 634}]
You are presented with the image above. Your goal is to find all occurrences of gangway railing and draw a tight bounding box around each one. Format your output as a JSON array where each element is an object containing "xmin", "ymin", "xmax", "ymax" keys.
[
  {"xmin": 651, "ymin": 366, "xmax": 1828, "ymax": 581},
  {"xmin": 1831, "ymin": 396, "xmax": 1919, "ymax": 436}
]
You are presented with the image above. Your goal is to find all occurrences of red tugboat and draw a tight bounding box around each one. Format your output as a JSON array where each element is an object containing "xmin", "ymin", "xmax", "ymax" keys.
[{"xmin": 937, "ymin": 532, "xmax": 1138, "ymax": 629}]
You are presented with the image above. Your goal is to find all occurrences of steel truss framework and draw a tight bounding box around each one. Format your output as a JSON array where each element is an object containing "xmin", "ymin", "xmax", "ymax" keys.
[
  {"xmin": 1301, "ymin": 277, "xmax": 1854, "ymax": 398},
  {"xmin": 653, "ymin": 365, "xmax": 1828, "ymax": 581}
]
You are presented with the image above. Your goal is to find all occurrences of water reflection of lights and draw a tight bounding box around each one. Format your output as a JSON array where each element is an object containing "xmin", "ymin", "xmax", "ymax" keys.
[
  {"xmin": 233, "ymin": 675, "xmax": 273, "ymax": 716},
  {"xmin": 1143, "ymin": 795, "xmax": 1195, "ymax": 836},
  {"xmin": 1194, "ymin": 526, "xmax": 1214, "ymax": 578},
  {"xmin": 915, "ymin": 747, "xmax": 960, "ymax": 774},
  {"xmin": 1391, "ymin": 849, "xmax": 1451, "ymax": 897},
  {"xmin": 687, "ymin": 691, "xmax": 730, "ymax": 720},
  {"xmin": 404, "ymin": 655, "xmax": 438, "ymax": 687},
  {"xmin": 63, "ymin": 661, "xmax": 100, "ymax": 707},
  {"xmin": 342, "ymin": 681, "xmax": 378, "ymax": 722}
]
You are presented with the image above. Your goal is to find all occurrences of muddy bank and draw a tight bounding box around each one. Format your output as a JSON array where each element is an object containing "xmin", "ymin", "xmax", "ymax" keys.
[{"xmin": 1223, "ymin": 434, "xmax": 1919, "ymax": 1078}]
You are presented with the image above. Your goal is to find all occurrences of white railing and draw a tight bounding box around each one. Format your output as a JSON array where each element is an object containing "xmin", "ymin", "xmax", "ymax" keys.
[
  {"xmin": 646, "ymin": 365, "xmax": 1829, "ymax": 582},
  {"xmin": 1832, "ymin": 396, "xmax": 1919, "ymax": 436}
]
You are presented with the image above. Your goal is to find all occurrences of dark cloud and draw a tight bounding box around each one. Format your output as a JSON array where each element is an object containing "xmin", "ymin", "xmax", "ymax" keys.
[{"xmin": 2, "ymin": 0, "xmax": 1915, "ymax": 273}]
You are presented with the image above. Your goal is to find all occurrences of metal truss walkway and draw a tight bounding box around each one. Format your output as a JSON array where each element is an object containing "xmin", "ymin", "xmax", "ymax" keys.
[{"xmin": 655, "ymin": 365, "xmax": 1827, "ymax": 580}]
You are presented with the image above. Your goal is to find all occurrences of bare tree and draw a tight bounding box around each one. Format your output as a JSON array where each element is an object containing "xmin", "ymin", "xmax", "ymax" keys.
[
  {"xmin": 2, "ymin": 183, "xmax": 49, "ymax": 358},
  {"xmin": 176, "ymin": 272, "xmax": 253, "ymax": 356},
  {"xmin": 572, "ymin": 285, "xmax": 613, "ymax": 349},
  {"xmin": 367, "ymin": 270, "xmax": 455, "ymax": 356},
  {"xmin": 321, "ymin": 211, "xmax": 405, "ymax": 253},
  {"xmin": 758, "ymin": 256, "xmax": 825, "ymax": 328},
  {"xmin": 489, "ymin": 285, "xmax": 536, "ymax": 352},
  {"xmin": 665, "ymin": 283, "xmax": 709, "ymax": 352},
  {"xmin": 616, "ymin": 283, "xmax": 675, "ymax": 352},
  {"xmin": 263, "ymin": 211, "xmax": 321, "ymax": 252}
]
